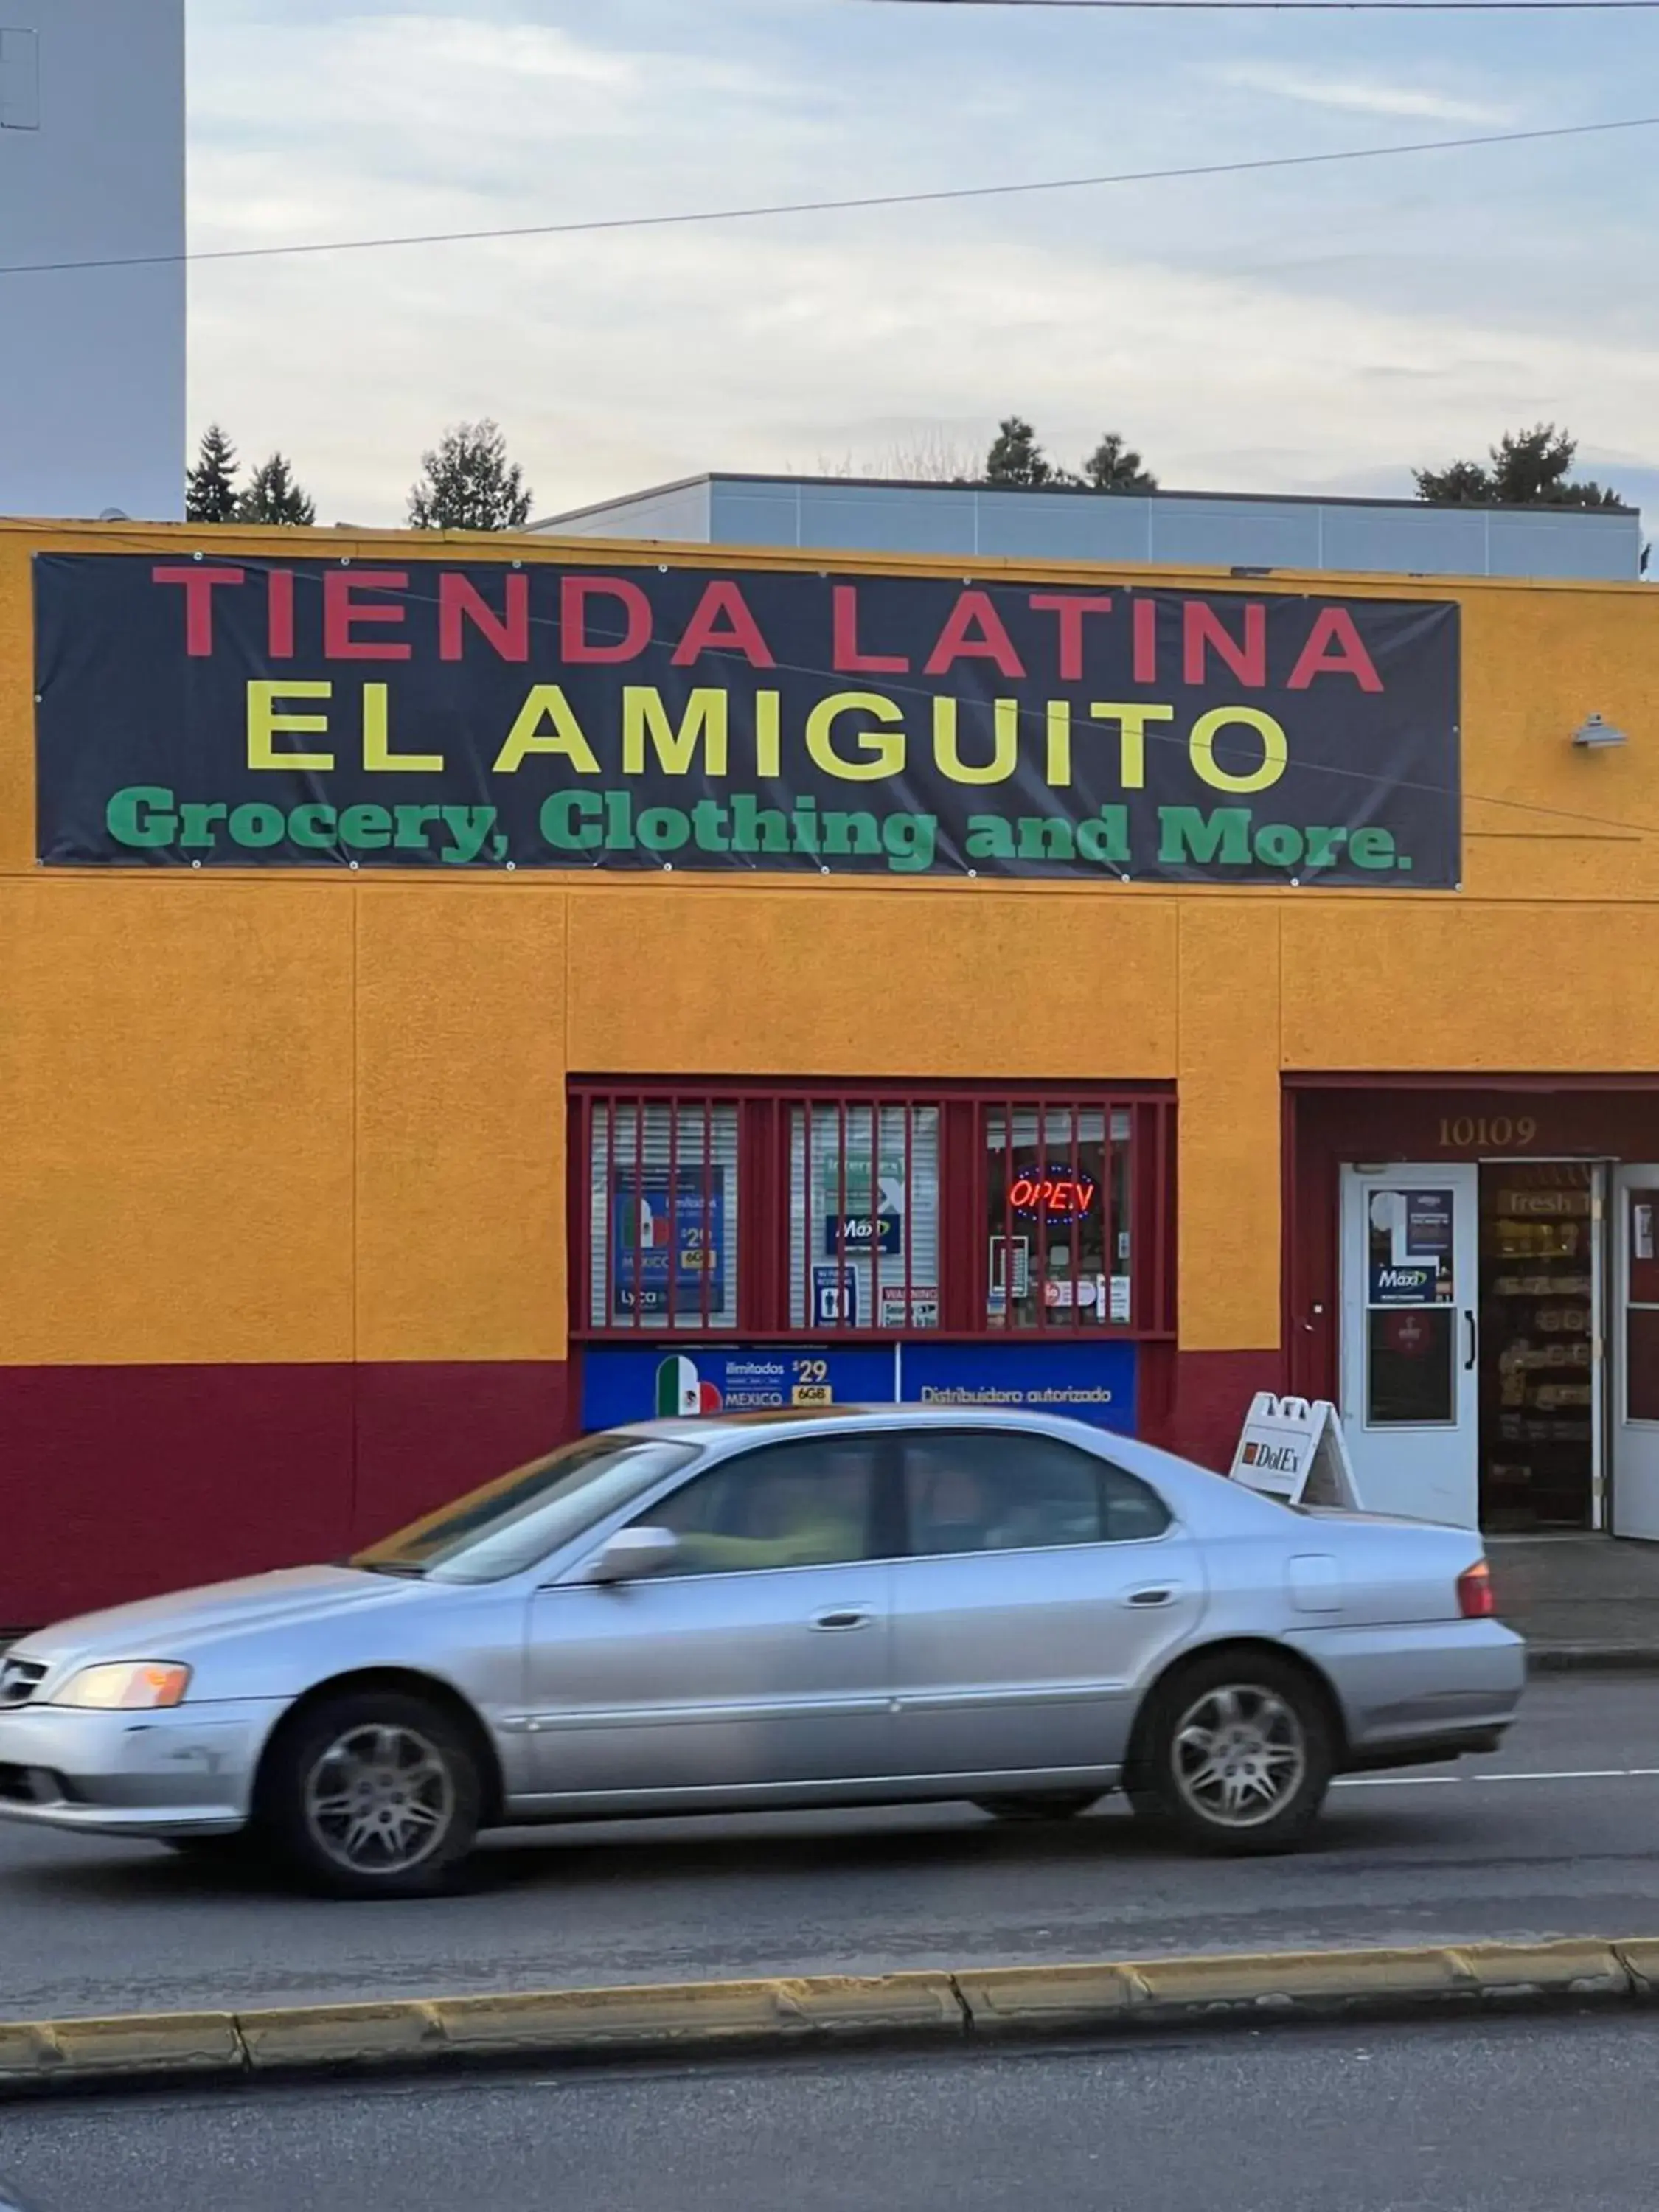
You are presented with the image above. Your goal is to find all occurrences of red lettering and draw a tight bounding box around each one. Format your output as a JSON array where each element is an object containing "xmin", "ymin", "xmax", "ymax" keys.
[
  {"xmin": 1132, "ymin": 596, "xmax": 1158, "ymax": 684},
  {"xmin": 1183, "ymin": 601, "xmax": 1265, "ymax": 688},
  {"xmin": 1010, "ymin": 1178, "xmax": 1038, "ymax": 1208},
  {"xmin": 1029, "ymin": 593, "xmax": 1113, "ymax": 683},
  {"xmin": 151, "ymin": 566, "xmax": 244, "ymax": 656},
  {"xmin": 1287, "ymin": 606, "xmax": 1382, "ymax": 692},
  {"xmin": 324, "ymin": 569, "xmax": 410, "ymax": 661},
  {"xmin": 439, "ymin": 571, "xmax": 529, "ymax": 661},
  {"xmin": 562, "ymin": 574, "xmax": 652, "ymax": 664},
  {"xmin": 672, "ymin": 579, "xmax": 775, "ymax": 668},
  {"xmin": 268, "ymin": 568, "xmax": 294, "ymax": 660},
  {"xmin": 923, "ymin": 589, "xmax": 1026, "ymax": 680},
  {"xmin": 832, "ymin": 584, "xmax": 908, "ymax": 674}
]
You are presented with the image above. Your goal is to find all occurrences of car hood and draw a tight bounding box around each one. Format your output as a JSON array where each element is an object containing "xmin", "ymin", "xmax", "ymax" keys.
[{"xmin": 13, "ymin": 1564, "xmax": 424, "ymax": 1675}]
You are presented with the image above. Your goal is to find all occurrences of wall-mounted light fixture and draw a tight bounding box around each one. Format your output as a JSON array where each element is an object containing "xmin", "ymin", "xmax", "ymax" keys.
[{"xmin": 1572, "ymin": 714, "xmax": 1627, "ymax": 749}]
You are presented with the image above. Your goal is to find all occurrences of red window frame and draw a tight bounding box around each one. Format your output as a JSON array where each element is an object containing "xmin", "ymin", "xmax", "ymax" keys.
[{"xmin": 568, "ymin": 1079, "xmax": 1176, "ymax": 1343}]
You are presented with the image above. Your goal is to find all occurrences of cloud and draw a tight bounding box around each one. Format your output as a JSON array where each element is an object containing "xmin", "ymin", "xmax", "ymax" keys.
[{"xmin": 1211, "ymin": 64, "xmax": 1517, "ymax": 127}]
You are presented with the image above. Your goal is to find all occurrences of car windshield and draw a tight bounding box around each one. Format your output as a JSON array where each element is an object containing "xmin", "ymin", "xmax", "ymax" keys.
[{"xmin": 349, "ymin": 1433, "xmax": 699, "ymax": 1585}]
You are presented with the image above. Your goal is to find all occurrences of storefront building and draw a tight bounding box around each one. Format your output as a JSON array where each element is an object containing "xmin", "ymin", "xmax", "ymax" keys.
[{"xmin": 2, "ymin": 511, "xmax": 1658, "ymax": 1627}]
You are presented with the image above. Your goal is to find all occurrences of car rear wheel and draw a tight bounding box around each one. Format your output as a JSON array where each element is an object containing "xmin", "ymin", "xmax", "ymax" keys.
[
  {"xmin": 1130, "ymin": 1654, "xmax": 1332, "ymax": 1854},
  {"xmin": 260, "ymin": 1691, "xmax": 481, "ymax": 1899},
  {"xmin": 973, "ymin": 1792, "xmax": 1099, "ymax": 1823}
]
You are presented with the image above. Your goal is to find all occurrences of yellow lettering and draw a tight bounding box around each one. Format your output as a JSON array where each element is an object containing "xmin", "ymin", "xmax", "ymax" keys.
[
  {"xmin": 754, "ymin": 690, "xmax": 781, "ymax": 779},
  {"xmin": 248, "ymin": 680, "xmax": 333, "ymax": 772},
  {"xmin": 362, "ymin": 682, "xmax": 443, "ymax": 773},
  {"xmin": 1088, "ymin": 703, "xmax": 1173, "ymax": 792},
  {"xmin": 1045, "ymin": 701, "xmax": 1072, "ymax": 786},
  {"xmin": 1189, "ymin": 706, "xmax": 1287, "ymax": 794},
  {"xmin": 622, "ymin": 687, "xmax": 729, "ymax": 778},
  {"xmin": 933, "ymin": 697, "xmax": 1018, "ymax": 785},
  {"xmin": 492, "ymin": 685, "xmax": 600, "ymax": 775},
  {"xmin": 805, "ymin": 692, "xmax": 905, "ymax": 782}
]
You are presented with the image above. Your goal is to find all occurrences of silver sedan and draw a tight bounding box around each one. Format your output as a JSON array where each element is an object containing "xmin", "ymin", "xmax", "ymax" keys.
[{"xmin": 0, "ymin": 1408, "xmax": 1524, "ymax": 1896}]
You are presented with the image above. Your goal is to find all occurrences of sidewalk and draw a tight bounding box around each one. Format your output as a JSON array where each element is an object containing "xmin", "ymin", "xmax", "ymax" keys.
[{"xmin": 1489, "ymin": 1534, "xmax": 1659, "ymax": 1668}]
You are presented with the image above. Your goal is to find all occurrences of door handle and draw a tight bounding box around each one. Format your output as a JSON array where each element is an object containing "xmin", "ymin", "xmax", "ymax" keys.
[
  {"xmin": 811, "ymin": 1608, "xmax": 872, "ymax": 1632},
  {"xmin": 1126, "ymin": 1586, "xmax": 1176, "ymax": 1607},
  {"xmin": 1464, "ymin": 1310, "xmax": 1478, "ymax": 1372}
]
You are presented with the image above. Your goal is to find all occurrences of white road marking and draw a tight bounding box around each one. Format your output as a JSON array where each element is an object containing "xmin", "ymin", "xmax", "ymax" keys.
[{"xmin": 1333, "ymin": 1765, "xmax": 1659, "ymax": 1790}]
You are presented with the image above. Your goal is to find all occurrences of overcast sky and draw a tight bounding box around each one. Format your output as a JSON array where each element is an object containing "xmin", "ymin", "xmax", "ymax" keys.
[{"xmin": 189, "ymin": 0, "xmax": 1659, "ymax": 528}]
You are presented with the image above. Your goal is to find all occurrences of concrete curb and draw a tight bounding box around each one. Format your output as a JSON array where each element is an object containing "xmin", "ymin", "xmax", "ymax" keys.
[{"xmin": 0, "ymin": 1938, "xmax": 1652, "ymax": 2098}]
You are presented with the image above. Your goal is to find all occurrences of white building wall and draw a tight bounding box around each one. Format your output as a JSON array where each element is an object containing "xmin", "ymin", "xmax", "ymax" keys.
[{"xmin": 0, "ymin": 0, "xmax": 185, "ymax": 520}]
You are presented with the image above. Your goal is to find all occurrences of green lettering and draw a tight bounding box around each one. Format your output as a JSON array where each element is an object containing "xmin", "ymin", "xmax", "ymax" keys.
[
  {"xmin": 392, "ymin": 804, "xmax": 442, "ymax": 852},
  {"xmin": 291, "ymin": 803, "xmax": 339, "ymax": 851},
  {"xmin": 438, "ymin": 806, "xmax": 495, "ymax": 864},
  {"xmin": 882, "ymin": 813, "xmax": 936, "ymax": 873},
  {"xmin": 1076, "ymin": 807, "xmax": 1130, "ymax": 866},
  {"xmin": 1252, "ymin": 821, "xmax": 1304, "ymax": 868},
  {"xmin": 689, "ymin": 799, "xmax": 731, "ymax": 852},
  {"xmin": 106, "ymin": 785, "xmax": 176, "ymax": 849},
  {"xmin": 1350, "ymin": 827, "xmax": 1399, "ymax": 869},
  {"xmin": 541, "ymin": 792, "xmax": 601, "ymax": 851},
  {"xmin": 637, "ymin": 804, "xmax": 690, "ymax": 852},
  {"xmin": 965, "ymin": 815, "xmax": 1016, "ymax": 861},
  {"xmin": 730, "ymin": 793, "xmax": 790, "ymax": 855},
  {"xmin": 1017, "ymin": 816, "xmax": 1077, "ymax": 861},
  {"xmin": 1301, "ymin": 824, "xmax": 1349, "ymax": 870},
  {"xmin": 228, "ymin": 801, "xmax": 286, "ymax": 849},
  {"xmin": 822, "ymin": 810, "xmax": 880, "ymax": 857},
  {"xmin": 1158, "ymin": 806, "xmax": 1251, "ymax": 866},
  {"xmin": 338, "ymin": 804, "xmax": 392, "ymax": 851},
  {"xmin": 178, "ymin": 802, "xmax": 227, "ymax": 850}
]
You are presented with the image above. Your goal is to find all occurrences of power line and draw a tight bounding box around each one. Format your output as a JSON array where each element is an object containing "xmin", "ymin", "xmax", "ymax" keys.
[
  {"xmin": 856, "ymin": 0, "xmax": 1659, "ymax": 9},
  {"xmin": 4, "ymin": 114, "xmax": 1657, "ymax": 278}
]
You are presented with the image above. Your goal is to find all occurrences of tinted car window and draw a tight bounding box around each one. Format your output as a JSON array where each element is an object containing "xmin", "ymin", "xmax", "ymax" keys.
[
  {"xmin": 901, "ymin": 1431, "xmax": 1169, "ymax": 1556},
  {"xmin": 636, "ymin": 1436, "xmax": 883, "ymax": 1576},
  {"xmin": 352, "ymin": 1433, "xmax": 700, "ymax": 1584}
]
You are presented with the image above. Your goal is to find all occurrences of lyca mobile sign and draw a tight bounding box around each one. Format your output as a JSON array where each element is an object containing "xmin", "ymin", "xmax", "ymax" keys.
[{"xmin": 33, "ymin": 554, "xmax": 1461, "ymax": 884}]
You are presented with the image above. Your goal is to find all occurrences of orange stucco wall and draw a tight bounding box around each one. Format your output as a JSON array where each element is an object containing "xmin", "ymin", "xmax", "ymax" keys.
[{"xmin": 4, "ymin": 517, "xmax": 1659, "ymax": 1377}]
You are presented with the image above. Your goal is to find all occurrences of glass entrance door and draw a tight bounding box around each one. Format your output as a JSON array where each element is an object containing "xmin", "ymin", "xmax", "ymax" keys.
[
  {"xmin": 1340, "ymin": 1165, "xmax": 1480, "ymax": 1527},
  {"xmin": 1613, "ymin": 1166, "xmax": 1659, "ymax": 1540}
]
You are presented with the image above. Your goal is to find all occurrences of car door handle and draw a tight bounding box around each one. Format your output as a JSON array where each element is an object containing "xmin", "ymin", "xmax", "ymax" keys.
[
  {"xmin": 1125, "ymin": 1586, "xmax": 1177, "ymax": 1607},
  {"xmin": 811, "ymin": 1608, "xmax": 873, "ymax": 1632}
]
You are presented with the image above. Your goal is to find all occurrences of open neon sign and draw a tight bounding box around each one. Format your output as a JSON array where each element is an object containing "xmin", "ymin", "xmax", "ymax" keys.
[{"xmin": 1009, "ymin": 1164, "xmax": 1099, "ymax": 1221}]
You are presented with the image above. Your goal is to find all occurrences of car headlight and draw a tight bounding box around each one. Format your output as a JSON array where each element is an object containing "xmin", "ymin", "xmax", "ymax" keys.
[{"xmin": 53, "ymin": 1662, "xmax": 192, "ymax": 1711}]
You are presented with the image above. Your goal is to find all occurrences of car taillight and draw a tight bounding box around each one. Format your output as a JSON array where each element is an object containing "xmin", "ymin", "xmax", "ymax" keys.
[{"xmin": 1458, "ymin": 1560, "xmax": 1496, "ymax": 1618}]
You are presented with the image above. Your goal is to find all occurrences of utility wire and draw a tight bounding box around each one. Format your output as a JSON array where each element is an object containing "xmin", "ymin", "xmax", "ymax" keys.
[
  {"xmin": 855, "ymin": 0, "xmax": 1659, "ymax": 11},
  {"xmin": 3, "ymin": 114, "xmax": 1657, "ymax": 277}
]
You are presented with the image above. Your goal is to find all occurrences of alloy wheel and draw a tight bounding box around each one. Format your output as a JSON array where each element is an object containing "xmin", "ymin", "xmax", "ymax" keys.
[
  {"xmin": 302, "ymin": 1722, "xmax": 455, "ymax": 1875},
  {"xmin": 1169, "ymin": 1683, "xmax": 1307, "ymax": 1829}
]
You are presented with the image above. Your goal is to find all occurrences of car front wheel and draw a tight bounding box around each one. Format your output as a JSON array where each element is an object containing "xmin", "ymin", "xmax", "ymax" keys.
[
  {"xmin": 1130, "ymin": 1655, "xmax": 1332, "ymax": 1854},
  {"xmin": 260, "ymin": 1691, "xmax": 481, "ymax": 1899}
]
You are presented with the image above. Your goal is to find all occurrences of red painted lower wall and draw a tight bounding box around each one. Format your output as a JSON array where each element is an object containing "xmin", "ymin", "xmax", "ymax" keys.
[
  {"xmin": 1142, "ymin": 1346, "xmax": 1287, "ymax": 1472},
  {"xmin": 0, "ymin": 1363, "xmax": 571, "ymax": 1631},
  {"xmin": 1, "ymin": 1346, "xmax": 1281, "ymax": 1630}
]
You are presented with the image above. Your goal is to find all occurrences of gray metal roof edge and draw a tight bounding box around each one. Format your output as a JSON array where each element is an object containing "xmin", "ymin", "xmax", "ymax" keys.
[{"xmin": 532, "ymin": 471, "xmax": 1638, "ymax": 529}]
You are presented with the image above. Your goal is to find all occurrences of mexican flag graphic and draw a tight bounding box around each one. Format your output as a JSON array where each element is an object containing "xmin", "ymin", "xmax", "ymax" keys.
[{"xmin": 655, "ymin": 1355, "xmax": 723, "ymax": 1417}]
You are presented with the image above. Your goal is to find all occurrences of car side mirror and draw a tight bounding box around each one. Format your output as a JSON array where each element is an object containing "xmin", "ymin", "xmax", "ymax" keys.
[{"xmin": 580, "ymin": 1526, "xmax": 680, "ymax": 1585}]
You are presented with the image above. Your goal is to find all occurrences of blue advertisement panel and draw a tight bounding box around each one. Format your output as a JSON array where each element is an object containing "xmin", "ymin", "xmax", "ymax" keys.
[
  {"xmin": 581, "ymin": 1340, "xmax": 1136, "ymax": 1434},
  {"xmin": 902, "ymin": 1341, "xmax": 1136, "ymax": 1434},
  {"xmin": 609, "ymin": 1166, "xmax": 725, "ymax": 1320},
  {"xmin": 582, "ymin": 1344, "xmax": 899, "ymax": 1429}
]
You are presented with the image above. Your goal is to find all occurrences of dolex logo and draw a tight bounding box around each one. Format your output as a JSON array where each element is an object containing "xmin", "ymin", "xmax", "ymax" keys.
[{"xmin": 1242, "ymin": 1441, "xmax": 1298, "ymax": 1472}]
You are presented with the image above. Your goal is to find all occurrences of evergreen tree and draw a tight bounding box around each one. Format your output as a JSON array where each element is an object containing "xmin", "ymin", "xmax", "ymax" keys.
[
  {"xmin": 1416, "ymin": 424, "xmax": 1624, "ymax": 509},
  {"xmin": 237, "ymin": 453, "xmax": 316, "ymax": 526},
  {"xmin": 1079, "ymin": 431, "xmax": 1158, "ymax": 494},
  {"xmin": 185, "ymin": 424, "xmax": 240, "ymax": 523},
  {"xmin": 408, "ymin": 419, "xmax": 533, "ymax": 530},
  {"xmin": 982, "ymin": 415, "xmax": 1054, "ymax": 488}
]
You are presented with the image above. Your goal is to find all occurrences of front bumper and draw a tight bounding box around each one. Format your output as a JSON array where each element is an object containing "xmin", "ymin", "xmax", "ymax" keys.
[{"xmin": 0, "ymin": 1697, "xmax": 285, "ymax": 1838}]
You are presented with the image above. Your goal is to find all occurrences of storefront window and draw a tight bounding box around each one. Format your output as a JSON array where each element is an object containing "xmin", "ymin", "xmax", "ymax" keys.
[
  {"xmin": 984, "ymin": 1107, "xmax": 1133, "ymax": 1329},
  {"xmin": 587, "ymin": 1099, "xmax": 740, "ymax": 1331},
  {"xmin": 789, "ymin": 1102, "xmax": 941, "ymax": 1331},
  {"xmin": 572, "ymin": 1087, "xmax": 1175, "ymax": 1341}
]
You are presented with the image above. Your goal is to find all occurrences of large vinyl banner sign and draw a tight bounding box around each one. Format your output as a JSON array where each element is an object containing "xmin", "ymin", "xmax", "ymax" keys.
[{"xmin": 34, "ymin": 553, "xmax": 1461, "ymax": 885}]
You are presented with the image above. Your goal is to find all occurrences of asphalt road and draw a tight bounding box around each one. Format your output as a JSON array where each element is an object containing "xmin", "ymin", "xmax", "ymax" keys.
[
  {"xmin": 7, "ymin": 2011, "xmax": 1659, "ymax": 2212},
  {"xmin": 1, "ymin": 1675, "xmax": 1656, "ymax": 2024}
]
